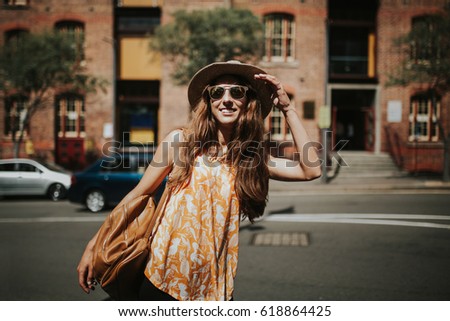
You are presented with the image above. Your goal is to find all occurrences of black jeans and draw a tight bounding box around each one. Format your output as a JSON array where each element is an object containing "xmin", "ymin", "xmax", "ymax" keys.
[
  {"xmin": 138, "ymin": 277, "xmax": 177, "ymax": 301},
  {"xmin": 138, "ymin": 276, "xmax": 234, "ymax": 301}
]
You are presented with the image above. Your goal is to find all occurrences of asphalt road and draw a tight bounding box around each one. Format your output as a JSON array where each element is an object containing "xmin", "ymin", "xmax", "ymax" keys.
[{"xmin": 0, "ymin": 192, "xmax": 449, "ymax": 301}]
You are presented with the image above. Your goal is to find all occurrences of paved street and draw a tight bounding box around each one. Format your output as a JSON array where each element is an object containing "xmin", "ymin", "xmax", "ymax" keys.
[{"xmin": 0, "ymin": 185, "xmax": 449, "ymax": 301}]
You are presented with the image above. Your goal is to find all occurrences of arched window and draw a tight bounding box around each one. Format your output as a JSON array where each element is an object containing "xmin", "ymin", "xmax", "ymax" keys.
[
  {"xmin": 55, "ymin": 94, "xmax": 85, "ymax": 138},
  {"xmin": 5, "ymin": 28, "xmax": 28, "ymax": 43},
  {"xmin": 55, "ymin": 20, "xmax": 85, "ymax": 59},
  {"xmin": 55, "ymin": 20, "xmax": 85, "ymax": 36},
  {"xmin": 263, "ymin": 13, "xmax": 295, "ymax": 62},
  {"xmin": 411, "ymin": 15, "xmax": 441, "ymax": 64}
]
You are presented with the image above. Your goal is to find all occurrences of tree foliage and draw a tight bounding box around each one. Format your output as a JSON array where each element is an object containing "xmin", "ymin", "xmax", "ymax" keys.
[
  {"xmin": 151, "ymin": 8, "xmax": 264, "ymax": 84},
  {"xmin": 0, "ymin": 30, "xmax": 107, "ymax": 157},
  {"xmin": 388, "ymin": 6, "xmax": 450, "ymax": 94}
]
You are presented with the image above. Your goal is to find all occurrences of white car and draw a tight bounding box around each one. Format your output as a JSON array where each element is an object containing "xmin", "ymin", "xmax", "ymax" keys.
[{"xmin": 0, "ymin": 158, "xmax": 71, "ymax": 201}]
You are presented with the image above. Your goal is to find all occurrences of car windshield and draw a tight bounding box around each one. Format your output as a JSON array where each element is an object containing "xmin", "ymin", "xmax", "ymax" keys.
[{"xmin": 98, "ymin": 153, "xmax": 153, "ymax": 173}]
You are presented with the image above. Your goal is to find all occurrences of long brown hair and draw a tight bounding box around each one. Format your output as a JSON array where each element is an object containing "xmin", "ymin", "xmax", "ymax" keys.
[{"xmin": 170, "ymin": 86, "xmax": 269, "ymax": 222}]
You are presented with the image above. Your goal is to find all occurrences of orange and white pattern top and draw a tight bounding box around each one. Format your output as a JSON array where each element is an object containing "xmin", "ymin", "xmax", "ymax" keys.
[{"xmin": 144, "ymin": 155, "xmax": 240, "ymax": 301}]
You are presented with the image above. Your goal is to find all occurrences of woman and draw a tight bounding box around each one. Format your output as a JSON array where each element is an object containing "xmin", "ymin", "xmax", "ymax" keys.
[{"xmin": 77, "ymin": 60, "xmax": 321, "ymax": 301}]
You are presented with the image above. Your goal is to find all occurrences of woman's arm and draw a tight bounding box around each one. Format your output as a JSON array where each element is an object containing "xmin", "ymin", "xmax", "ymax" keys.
[
  {"xmin": 77, "ymin": 129, "xmax": 183, "ymax": 293},
  {"xmin": 254, "ymin": 74, "xmax": 322, "ymax": 181},
  {"xmin": 115, "ymin": 129, "xmax": 182, "ymax": 207}
]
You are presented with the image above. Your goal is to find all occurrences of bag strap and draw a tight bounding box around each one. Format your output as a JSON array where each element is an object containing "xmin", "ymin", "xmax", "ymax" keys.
[
  {"xmin": 144, "ymin": 185, "xmax": 172, "ymax": 241},
  {"xmin": 143, "ymin": 145, "xmax": 180, "ymax": 242}
]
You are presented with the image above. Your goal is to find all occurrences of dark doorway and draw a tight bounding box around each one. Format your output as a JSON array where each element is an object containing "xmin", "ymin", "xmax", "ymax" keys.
[
  {"xmin": 116, "ymin": 80, "xmax": 159, "ymax": 146},
  {"xmin": 331, "ymin": 89, "xmax": 375, "ymax": 151}
]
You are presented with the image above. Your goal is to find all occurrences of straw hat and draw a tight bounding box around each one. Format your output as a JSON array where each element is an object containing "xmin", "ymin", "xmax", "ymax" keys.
[{"xmin": 187, "ymin": 60, "xmax": 274, "ymax": 118}]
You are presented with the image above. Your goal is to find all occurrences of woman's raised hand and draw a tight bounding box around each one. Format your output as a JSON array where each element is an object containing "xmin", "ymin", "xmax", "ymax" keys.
[{"xmin": 254, "ymin": 73, "xmax": 291, "ymax": 112}]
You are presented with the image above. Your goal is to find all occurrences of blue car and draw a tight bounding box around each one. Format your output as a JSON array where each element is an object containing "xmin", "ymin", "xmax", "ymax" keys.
[{"xmin": 68, "ymin": 152, "xmax": 164, "ymax": 212}]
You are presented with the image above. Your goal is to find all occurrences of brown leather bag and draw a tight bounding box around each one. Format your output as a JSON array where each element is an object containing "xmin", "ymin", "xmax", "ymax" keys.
[{"xmin": 92, "ymin": 188, "xmax": 170, "ymax": 300}]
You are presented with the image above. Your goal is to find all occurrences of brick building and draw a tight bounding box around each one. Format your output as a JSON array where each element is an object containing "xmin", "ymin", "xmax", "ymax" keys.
[
  {"xmin": 1, "ymin": 0, "xmax": 449, "ymax": 173},
  {"xmin": 0, "ymin": 0, "xmax": 114, "ymax": 169}
]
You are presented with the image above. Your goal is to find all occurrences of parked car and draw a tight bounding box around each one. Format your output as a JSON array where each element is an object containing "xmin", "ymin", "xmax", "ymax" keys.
[
  {"xmin": 0, "ymin": 158, "xmax": 71, "ymax": 201},
  {"xmin": 67, "ymin": 152, "xmax": 165, "ymax": 212}
]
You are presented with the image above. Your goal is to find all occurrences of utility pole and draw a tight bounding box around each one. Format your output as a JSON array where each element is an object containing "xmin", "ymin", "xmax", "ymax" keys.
[
  {"xmin": 321, "ymin": 17, "xmax": 330, "ymax": 184},
  {"xmin": 319, "ymin": 106, "xmax": 331, "ymax": 183}
]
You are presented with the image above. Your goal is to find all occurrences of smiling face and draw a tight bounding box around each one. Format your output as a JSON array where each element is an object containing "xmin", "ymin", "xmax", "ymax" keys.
[{"xmin": 208, "ymin": 75, "xmax": 249, "ymax": 130}]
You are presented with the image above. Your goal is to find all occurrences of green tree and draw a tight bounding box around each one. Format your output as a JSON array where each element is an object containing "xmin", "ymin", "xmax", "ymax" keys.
[
  {"xmin": 388, "ymin": 5, "xmax": 450, "ymax": 181},
  {"xmin": 151, "ymin": 8, "xmax": 264, "ymax": 84},
  {"xmin": 0, "ymin": 30, "xmax": 107, "ymax": 158}
]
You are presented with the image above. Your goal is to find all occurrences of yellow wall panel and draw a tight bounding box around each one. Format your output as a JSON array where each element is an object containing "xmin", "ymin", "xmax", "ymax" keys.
[
  {"xmin": 120, "ymin": 37, "xmax": 161, "ymax": 80},
  {"xmin": 368, "ymin": 33, "xmax": 376, "ymax": 78},
  {"xmin": 120, "ymin": 0, "xmax": 163, "ymax": 7},
  {"xmin": 130, "ymin": 128, "xmax": 155, "ymax": 144}
]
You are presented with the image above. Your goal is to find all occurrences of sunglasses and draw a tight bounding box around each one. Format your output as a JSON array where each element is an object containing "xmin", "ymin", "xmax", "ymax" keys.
[{"xmin": 206, "ymin": 85, "xmax": 250, "ymax": 100}]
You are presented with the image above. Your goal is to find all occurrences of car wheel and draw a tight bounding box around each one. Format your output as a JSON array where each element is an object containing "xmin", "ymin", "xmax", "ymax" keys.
[
  {"xmin": 48, "ymin": 183, "xmax": 67, "ymax": 201},
  {"xmin": 85, "ymin": 190, "xmax": 106, "ymax": 213}
]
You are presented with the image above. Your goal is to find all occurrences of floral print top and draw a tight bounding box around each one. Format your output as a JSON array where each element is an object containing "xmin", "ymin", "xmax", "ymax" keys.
[{"xmin": 144, "ymin": 155, "xmax": 240, "ymax": 300}]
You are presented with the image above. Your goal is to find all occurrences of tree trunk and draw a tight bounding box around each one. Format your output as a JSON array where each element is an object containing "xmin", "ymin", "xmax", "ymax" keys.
[
  {"xmin": 13, "ymin": 129, "xmax": 25, "ymax": 159},
  {"xmin": 431, "ymin": 92, "xmax": 449, "ymax": 181},
  {"xmin": 13, "ymin": 140, "xmax": 20, "ymax": 159},
  {"xmin": 12, "ymin": 105, "xmax": 31, "ymax": 159},
  {"xmin": 444, "ymin": 135, "xmax": 450, "ymax": 182}
]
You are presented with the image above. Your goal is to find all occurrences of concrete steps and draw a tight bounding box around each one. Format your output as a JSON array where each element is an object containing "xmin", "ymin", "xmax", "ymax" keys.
[{"xmin": 331, "ymin": 151, "xmax": 405, "ymax": 178}]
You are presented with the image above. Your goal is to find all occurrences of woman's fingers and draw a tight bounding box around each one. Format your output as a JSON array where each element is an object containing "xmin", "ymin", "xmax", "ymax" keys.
[
  {"xmin": 254, "ymin": 73, "xmax": 290, "ymax": 108},
  {"xmin": 77, "ymin": 249, "xmax": 97, "ymax": 294},
  {"xmin": 77, "ymin": 264, "xmax": 91, "ymax": 293}
]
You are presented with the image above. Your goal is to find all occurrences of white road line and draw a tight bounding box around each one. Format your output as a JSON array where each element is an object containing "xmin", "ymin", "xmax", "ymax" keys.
[
  {"xmin": 267, "ymin": 213, "xmax": 450, "ymax": 220},
  {"xmin": 265, "ymin": 213, "xmax": 450, "ymax": 230},
  {"xmin": 269, "ymin": 190, "xmax": 450, "ymax": 196},
  {"xmin": 0, "ymin": 216, "xmax": 106, "ymax": 223}
]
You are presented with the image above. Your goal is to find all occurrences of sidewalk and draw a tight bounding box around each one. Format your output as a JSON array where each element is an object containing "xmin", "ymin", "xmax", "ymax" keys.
[{"xmin": 269, "ymin": 173, "xmax": 450, "ymax": 194}]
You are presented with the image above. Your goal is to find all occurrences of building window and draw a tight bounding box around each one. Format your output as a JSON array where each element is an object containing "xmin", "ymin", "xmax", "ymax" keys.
[
  {"xmin": 411, "ymin": 15, "xmax": 441, "ymax": 64},
  {"xmin": 55, "ymin": 20, "xmax": 85, "ymax": 35},
  {"xmin": 3, "ymin": 0, "xmax": 29, "ymax": 7},
  {"xmin": 55, "ymin": 20, "xmax": 85, "ymax": 59},
  {"xmin": 56, "ymin": 95, "xmax": 85, "ymax": 138},
  {"xmin": 4, "ymin": 95, "xmax": 28, "ymax": 136},
  {"xmin": 409, "ymin": 94, "xmax": 440, "ymax": 142},
  {"xmin": 116, "ymin": 7, "xmax": 161, "ymax": 35},
  {"xmin": 267, "ymin": 96, "xmax": 293, "ymax": 140},
  {"xmin": 263, "ymin": 13, "xmax": 295, "ymax": 62},
  {"xmin": 4, "ymin": 28, "xmax": 29, "ymax": 44}
]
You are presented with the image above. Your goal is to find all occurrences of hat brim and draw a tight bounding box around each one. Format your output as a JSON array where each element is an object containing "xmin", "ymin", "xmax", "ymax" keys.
[{"xmin": 187, "ymin": 61, "xmax": 274, "ymax": 119}]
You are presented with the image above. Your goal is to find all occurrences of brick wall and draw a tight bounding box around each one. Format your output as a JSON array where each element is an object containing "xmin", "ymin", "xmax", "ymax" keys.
[
  {"xmin": 0, "ymin": 0, "xmax": 114, "ymax": 163},
  {"xmin": 377, "ymin": 0, "xmax": 448, "ymax": 173}
]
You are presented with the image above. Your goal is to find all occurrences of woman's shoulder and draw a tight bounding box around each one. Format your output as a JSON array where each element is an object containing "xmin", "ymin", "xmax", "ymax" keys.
[{"xmin": 163, "ymin": 128, "xmax": 189, "ymax": 143}]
